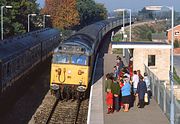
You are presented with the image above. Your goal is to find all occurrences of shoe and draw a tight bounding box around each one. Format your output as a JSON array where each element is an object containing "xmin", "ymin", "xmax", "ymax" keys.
[
  {"xmin": 116, "ymin": 110, "xmax": 120, "ymax": 112},
  {"xmin": 123, "ymin": 110, "xmax": 129, "ymax": 112},
  {"xmin": 107, "ymin": 111, "xmax": 111, "ymax": 114}
]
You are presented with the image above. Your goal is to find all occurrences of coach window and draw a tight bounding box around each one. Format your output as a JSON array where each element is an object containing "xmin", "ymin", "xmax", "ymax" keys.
[
  {"xmin": 7, "ymin": 62, "xmax": 10, "ymax": 76},
  {"xmin": 2, "ymin": 65, "xmax": 6, "ymax": 79},
  {"xmin": 148, "ymin": 55, "xmax": 156, "ymax": 66}
]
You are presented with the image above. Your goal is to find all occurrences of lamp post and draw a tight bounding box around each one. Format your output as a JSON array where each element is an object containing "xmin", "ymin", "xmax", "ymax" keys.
[
  {"xmin": 146, "ymin": 6, "xmax": 174, "ymax": 124},
  {"xmin": 28, "ymin": 14, "xmax": 37, "ymax": 32},
  {"xmin": 114, "ymin": 8, "xmax": 132, "ymax": 41},
  {"xmin": 43, "ymin": 14, "xmax": 51, "ymax": 28},
  {"xmin": 1, "ymin": 5, "xmax": 12, "ymax": 40}
]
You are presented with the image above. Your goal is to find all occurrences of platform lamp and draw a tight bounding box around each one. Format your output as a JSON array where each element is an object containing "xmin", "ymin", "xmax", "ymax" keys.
[
  {"xmin": 114, "ymin": 8, "xmax": 132, "ymax": 42},
  {"xmin": 43, "ymin": 14, "xmax": 51, "ymax": 28},
  {"xmin": 145, "ymin": 6, "xmax": 174, "ymax": 124},
  {"xmin": 28, "ymin": 14, "xmax": 37, "ymax": 32},
  {"xmin": 1, "ymin": 5, "xmax": 13, "ymax": 40}
]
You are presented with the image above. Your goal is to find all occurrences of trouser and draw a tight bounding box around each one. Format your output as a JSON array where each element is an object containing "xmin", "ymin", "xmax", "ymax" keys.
[
  {"xmin": 139, "ymin": 99, "xmax": 145, "ymax": 108},
  {"xmin": 114, "ymin": 96, "xmax": 120, "ymax": 111},
  {"xmin": 147, "ymin": 90, "xmax": 152, "ymax": 104}
]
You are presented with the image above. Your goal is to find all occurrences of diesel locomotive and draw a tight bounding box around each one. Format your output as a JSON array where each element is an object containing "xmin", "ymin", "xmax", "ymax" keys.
[
  {"xmin": 50, "ymin": 17, "xmax": 134, "ymax": 99},
  {"xmin": 0, "ymin": 28, "xmax": 60, "ymax": 95}
]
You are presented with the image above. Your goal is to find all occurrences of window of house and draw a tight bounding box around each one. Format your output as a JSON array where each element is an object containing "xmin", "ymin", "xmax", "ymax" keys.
[
  {"xmin": 148, "ymin": 55, "xmax": 156, "ymax": 66},
  {"xmin": 175, "ymin": 30, "xmax": 180, "ymax": 36}
]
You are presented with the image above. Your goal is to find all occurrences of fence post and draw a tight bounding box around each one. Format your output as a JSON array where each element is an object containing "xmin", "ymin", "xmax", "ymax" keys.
[
  {"xmin": 157, "ymin": 80, "xmax": 160, "ymax": 104},
  {"xmin": 152, "ymin": 75, "xmax": 155, "ymax": 97},
  {"xmin": 164, "ymin": 81, "xmax": 167, "ymax": 113}
]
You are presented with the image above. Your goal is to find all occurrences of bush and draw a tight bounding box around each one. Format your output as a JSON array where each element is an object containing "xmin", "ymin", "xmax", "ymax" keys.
[{"xmin": 174, "ymin": 39, "xmax": 180, "ymax": 48}]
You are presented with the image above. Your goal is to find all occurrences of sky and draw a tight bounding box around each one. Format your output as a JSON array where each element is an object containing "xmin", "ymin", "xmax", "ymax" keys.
[{"xmin": 37, "ymin": 0, "xmax": 180, "ymax": 12}]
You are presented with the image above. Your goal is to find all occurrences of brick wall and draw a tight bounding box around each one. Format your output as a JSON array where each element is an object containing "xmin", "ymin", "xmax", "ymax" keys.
[
  {"xmin": 167, "ymin": 25, "xmax": 180, "ymax": 42},
  {"xmin": 133, "ymin": 48, "xmax": 170, "ymax": 81}
]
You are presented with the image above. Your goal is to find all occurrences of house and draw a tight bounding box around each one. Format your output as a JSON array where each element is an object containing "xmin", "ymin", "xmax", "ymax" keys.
[
  {"xmin": 167, "ymin": 24, "xmax": 180, "ymax": 42},
  {"xmin": 167, "ymin": 24, "xmax": 180, "ymax": 54}
]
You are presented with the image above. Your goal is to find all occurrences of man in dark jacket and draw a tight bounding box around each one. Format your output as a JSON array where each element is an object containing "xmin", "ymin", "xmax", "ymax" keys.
[
  {"xmin": 136, "ymin": 76, "xmax": 147, "ymax": 108},
  {"xmin": 111, "ymin": 77, "xmax": 120, "ymax": 112}
]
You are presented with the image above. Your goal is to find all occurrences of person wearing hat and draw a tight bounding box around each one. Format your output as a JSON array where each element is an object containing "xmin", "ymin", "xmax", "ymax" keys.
[
  {"xmin": 111, "ymin": 77, "xmax": 120, "ymax": 112},
  {"xmin": 105, "ymin": 73, "xmax": 113, "ymax": 114},
  {"xmin": 121, "ymin": 76, "xmax": 131, "ymax": 112},
  {"xmin": 136, "ymin": 76, "xmax": 147, "ymax": 108}
]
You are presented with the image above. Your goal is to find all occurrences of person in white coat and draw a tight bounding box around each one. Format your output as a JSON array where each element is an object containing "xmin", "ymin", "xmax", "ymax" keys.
[{"xmin": 144, "ymin": 72, "xmax": 151, "ymax": 104}]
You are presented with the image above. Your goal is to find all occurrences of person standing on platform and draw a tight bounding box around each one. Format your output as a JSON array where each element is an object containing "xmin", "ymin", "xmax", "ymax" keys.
[
  {"xmin": 105, "ymin": 73, "xmax": 113, "ymax": 114},
  {"xmin": 144, "ymin": 72, "xmax": 151, "ymax": 105},
  {"xmin": 136, "ymin": 76, "xmax": 147, "ymax": 108},
  {"xmin": 116, "ymin": 57, "xmax": 124, "ymax": 75},
  {"xmin": 113, "ymin": 66, "xmax": 118, "ymax": 78},
  {"xmin": 132, "ymin": 71, "xmax": 139, "ymax": 106},
  {"xmin": 111, "ymin": 77, "xmax": 120, "ymax": 112},
  {"xmin": 118, "ymin": 77, "xmax": 124, "ymax": 108},
  {"xmin": 121, "ymin": 76, "xmax": 131, "ymax": 112},
  {"xmin": 129, "ymin": 57, "xmax": 133, "ymax": 78},
  {"xmin": 137, "ymin": 70, "xmax": 142, "ymax": 79}
]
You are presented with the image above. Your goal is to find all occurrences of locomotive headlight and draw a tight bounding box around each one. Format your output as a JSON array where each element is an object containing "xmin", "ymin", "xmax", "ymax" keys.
[
  {"xmin": 51, "ymin": 84, "xmax": 60, "ymax": 90},
  {"xmin": 68, "ymin": 70, "xmax": 71, "ymax": 74},
  {"xmin": 79, "ymin": 80, "xmax": 82, "ymax": 85}
]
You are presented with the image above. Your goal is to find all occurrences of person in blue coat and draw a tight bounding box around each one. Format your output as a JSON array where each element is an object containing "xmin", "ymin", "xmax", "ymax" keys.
[
  {"xmin": 136, "ymin": 76, "xmax": 147, "ymax": 108},
  {"xmin": 121, "ymin": 76, "xmax": 131, "ymax": 112}
]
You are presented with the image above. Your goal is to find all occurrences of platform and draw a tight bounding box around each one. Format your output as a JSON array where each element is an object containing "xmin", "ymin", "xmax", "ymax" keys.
[{"xmin": 87, "ymin": 54, "xmax": 169, "ymax": 124}]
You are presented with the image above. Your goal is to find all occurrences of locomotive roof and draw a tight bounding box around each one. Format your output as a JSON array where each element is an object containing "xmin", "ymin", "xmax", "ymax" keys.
[{"xmin": 0, "ymin": 28, "xmax": 60, "ymax": 62}]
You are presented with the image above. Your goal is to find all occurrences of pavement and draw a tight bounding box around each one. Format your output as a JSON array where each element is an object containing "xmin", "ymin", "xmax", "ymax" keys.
[
  {"xmin": 104, "ymin": 99, "xmax": 169, "ymax": 124},
  {"xmin": 103, "ymin": 54, "xmax": 169, "ymax": 124},
  {"xmin": 174, "ymin": 55, "xmax": 180, "ymax": 77}
]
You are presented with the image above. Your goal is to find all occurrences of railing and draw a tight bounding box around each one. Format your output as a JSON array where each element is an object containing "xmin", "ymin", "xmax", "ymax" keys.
[
  {"xmin": 145, "ymin": 65, "xmax": 180, "ymax": 124},
  {"xmin": 124, "ymin": 48, "xmax": 131, "ymax": 65}
]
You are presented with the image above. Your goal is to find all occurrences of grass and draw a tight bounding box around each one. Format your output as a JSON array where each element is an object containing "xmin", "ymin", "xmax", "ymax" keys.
[
  {"xmin": 174, "ymin": 67, "xmax": 180, "ymax": 85},
  {"xmin": 112, "ymin": 34, "xmax": 123, "ymax": 41}
]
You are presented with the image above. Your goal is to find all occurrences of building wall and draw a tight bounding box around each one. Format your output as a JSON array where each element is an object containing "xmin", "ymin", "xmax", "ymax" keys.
[
  {"xmin": 168, "ymin": 25, "xmax": 180, "ymax": 42},
  {"xmin": 133, "ymin": 48, "xmax": 170, "ymax": 81}
]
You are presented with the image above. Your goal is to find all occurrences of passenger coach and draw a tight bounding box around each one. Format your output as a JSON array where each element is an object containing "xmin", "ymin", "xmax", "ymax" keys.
[{"xmin": 0, "ymin": 28, "xmax": 60, "ymax": 94}]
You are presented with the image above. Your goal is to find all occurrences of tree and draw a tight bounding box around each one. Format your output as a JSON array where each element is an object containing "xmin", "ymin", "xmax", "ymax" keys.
[
  {"xmin": 0, "ymin": 0, "xmax": 40, "ymax": 39},
  {"xmin": 76, "ymin": 0, "xmax": 107, "ymax": 28},
  {"xmin": 174, "ymin": 39, "xmax": 180, "ymax": 48},
  {"xmin": 42, "ymin": 0, "xmax": 79, "ymax": 29}
]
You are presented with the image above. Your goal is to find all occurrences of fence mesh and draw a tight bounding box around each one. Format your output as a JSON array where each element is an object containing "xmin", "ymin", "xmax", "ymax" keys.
[{"xmin": 145, "ymin": 65, "xmax": 180, "ymax": 124}]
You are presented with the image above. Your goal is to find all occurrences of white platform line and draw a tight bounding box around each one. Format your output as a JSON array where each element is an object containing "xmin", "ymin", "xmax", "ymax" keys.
[{"xmin": 87, "ymin": 53, "xmax": 99, "ymax": 124}]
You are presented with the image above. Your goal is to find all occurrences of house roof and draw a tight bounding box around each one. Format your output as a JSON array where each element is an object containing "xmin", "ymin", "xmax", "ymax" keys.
[{"xmin": 167, "ymin": 24, "xmax": 180, "ymax": 31}]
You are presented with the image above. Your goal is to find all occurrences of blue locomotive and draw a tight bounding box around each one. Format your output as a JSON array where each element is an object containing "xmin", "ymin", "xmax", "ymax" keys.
[{"xmin": 50, "ymin": 17, "xmax": 134, "ymax": 99}]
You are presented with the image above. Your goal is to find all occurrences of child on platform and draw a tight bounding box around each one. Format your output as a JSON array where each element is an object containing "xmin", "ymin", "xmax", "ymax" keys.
[{"xmin": 105, "ymin": 73, "xmax": 113, "ymax": 114}]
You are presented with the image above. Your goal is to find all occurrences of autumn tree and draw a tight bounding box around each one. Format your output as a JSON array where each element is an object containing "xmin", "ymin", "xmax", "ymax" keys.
[{"xmin": 42, "ymin": 0, "xmax": 79, "ymax": 29}]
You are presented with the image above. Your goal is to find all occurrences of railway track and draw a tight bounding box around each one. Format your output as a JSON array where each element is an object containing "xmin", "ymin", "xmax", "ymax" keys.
[{"xmin": 33, "ymin": 95, "xmax": 89, "ymax": 124}]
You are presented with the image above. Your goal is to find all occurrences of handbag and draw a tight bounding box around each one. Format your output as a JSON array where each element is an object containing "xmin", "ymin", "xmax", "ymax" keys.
[{"xmin": 144, "ymin": 93, "xmax": 148, "ymax": 103}]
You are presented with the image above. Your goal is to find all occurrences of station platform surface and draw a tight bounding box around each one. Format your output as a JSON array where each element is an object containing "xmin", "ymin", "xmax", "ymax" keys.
[{"xmin": 88, "ymin": 54, "xmax": 169, "ymax": 124}]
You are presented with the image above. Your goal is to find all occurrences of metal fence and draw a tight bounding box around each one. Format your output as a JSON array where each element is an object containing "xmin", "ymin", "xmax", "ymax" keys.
[{"xmin": 145, "ymin": 65, "xmax": 180, "ymax": 124}]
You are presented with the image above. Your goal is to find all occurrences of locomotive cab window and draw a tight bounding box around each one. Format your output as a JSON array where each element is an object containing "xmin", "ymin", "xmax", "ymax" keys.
[
  {"xmin": 52, "ymin": 54, "xmax": 70, "ymax": 64},
  {"xmin": 71, "ymin": 55, "xmax": 87, "ymax": 66}
]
